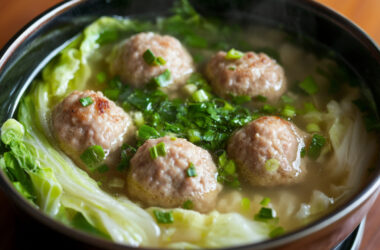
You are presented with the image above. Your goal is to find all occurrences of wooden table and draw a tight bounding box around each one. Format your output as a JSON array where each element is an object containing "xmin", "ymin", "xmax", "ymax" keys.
[{"xmin": 0, "ymin": 1, "xmax": 379, "ymax": 249}]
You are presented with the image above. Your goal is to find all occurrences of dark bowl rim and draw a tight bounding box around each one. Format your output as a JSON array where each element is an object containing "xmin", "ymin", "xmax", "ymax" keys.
[{"xmin": 0, "ymin": 0, "xmax": 380, "ymax": 249}]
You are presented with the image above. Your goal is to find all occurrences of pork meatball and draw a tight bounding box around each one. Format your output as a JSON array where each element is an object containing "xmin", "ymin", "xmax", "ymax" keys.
[
  {"xmin": 52, "ymin": 90, "xmax": 134, "ymax": 166},
  {"xmin": 227, "ymin": 116, "xmax": 305, "ymax": 186},
  {"xmin": 110, "ymin": 32, "xmax": 194, "ymax": 88},
  {"xmin": 127, "ymin": 136, "xmax": 222, "ymax": 212},
  {"xmin": 205, "ymin": 51, "xmax": 286, "ymax": 102}
]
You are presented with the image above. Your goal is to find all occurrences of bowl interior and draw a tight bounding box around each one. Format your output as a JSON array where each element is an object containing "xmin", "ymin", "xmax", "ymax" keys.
[{"xmin": 0, "ymin": 0, "xmax": 380, "ymax": 249}]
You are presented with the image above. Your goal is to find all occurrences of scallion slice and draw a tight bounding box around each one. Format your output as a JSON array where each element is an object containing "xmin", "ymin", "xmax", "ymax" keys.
[
  {"xmin": 306, "ymin": 123, "xmax": 320, "ymax": 133},
  {"xmin": 143, "ymin": 49, "xmax": 156, "ymax": 65},
  {"xmin": 182, "ymin": 200, "xmax": 194, "ymax": 209},
  {"xmin": 281, "ymin": 104, "xmax": 296, "ymax": 118},
  {"xmin": 149, "ymin": 146, "xmax": 158, "ymax": 160},
  {"xmin": 80, "ymin": 145, "xmax": 105, "ymax": 168},
  {"xmin": 153, "ymin": 69, "xmax": 171, "ymax": 87},
  {"xmin": 304, "ymin": 102, "xmax": 317, "ymax": 113},
  {"xmin": 260, "ymin": 197, "xmax": 271, "ymax": 206},
  {"xmin": 104, "ymin": 89, "xmax": 120, "ymax": 101},
  {"xmin": 299, "ymin": 76, "xmax": 318, "ymax": 95},
  {"xmin": 138, "ymin": 125, "xmax": 160, "ymax": 142},
  {"xmin": 96, "ymin": 72, "xmax": 107, "ymax": 84},
  {"xmin": 225, "ymin": 48, "xmax": 244, "ymax": 60},
  {"xmin": 186, "ymin": 163, "xmax": 197, "ymax": 177},
  {"xmin": 254, "ymin": 207, "xmax": 275, "ymax": 221},
  {"xmin": 187, "ymin": 129, "xmax": 201, "ymax": 143},
  {"xmin": 153, "ymin": 210, "xmax": 174, "ymax": 224},
  {"xmin": 281, "ymin": 95, "xmax": 293, "ymax": 104},
  {"xmin": 269, "ymin": 226, "xmax": 285, "ymax": 238},
  {"xmin": 143, "ymin": 49, "xmax": 166, "ymax": 66},
  {"xmin": 307, "ymin": 134, "xmax": 326, "ymax": 159},
  {"xmin": 156, "ymin": 142, "xmax": 166, "ymax": 157},
  {"xmin": 241, "ymin": 198, "xmax": 251, "ymax": 211},
  {"xmin": 264, "ymin": 158, "xmax": 280, "ymax": 172},
  {"xmin": 97, "ymin": 164, "xmax": 109, "ymax": 173},
  {"xmin": 79, "ymin": 96, "xmax": 94, "ymax": 107},
  {"xmin": 256, "ymin": 95, "xmax": 267, "ymax": 103},
  {"xmin": 192, "ymin": 89, "xmax": 209, "ymax": 102}
]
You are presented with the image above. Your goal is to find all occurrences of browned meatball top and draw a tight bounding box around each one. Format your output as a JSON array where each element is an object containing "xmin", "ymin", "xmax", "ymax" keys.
[
  {"xmin": 205, "ymin": 51, "xmax": 286, "ymax": 102},
  {"xmin": 52, "ymin": 90, "xmax": 134, "ymax": 166},
  {"xmin": 110, "ymin": 32, "xmax": 194, "ymax": 88},
  {"xmin": 228, "ymin": 116, "xmax": 305, "ymax": 186},
  {"xmin": 127, "ymin": 136, "xmax": 222, "ymax": 212}
]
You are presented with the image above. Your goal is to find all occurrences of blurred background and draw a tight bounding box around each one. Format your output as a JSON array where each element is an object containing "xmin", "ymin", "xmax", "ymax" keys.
[
  {"xmin": 0, "ymin": 0, "xmax": 380, "ymax": 48},
  {"xmin": 0, "ymin": 0, "xmax": 379, "ymax": 249}
]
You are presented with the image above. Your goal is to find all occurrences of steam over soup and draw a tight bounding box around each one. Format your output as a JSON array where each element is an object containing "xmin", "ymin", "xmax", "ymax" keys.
[{"xmin": 1, "ymin": 1, "xmax": 379, "ymax": 248}]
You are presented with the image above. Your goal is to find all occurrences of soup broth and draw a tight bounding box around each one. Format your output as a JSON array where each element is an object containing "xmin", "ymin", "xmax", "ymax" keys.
[{"xmin": 1, "ymin": 1, "xmax": 378, "ymax": 248}]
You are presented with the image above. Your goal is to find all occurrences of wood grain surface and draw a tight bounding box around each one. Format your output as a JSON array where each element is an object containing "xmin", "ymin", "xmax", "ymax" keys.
[{"xmin": 0, "ymin": 1, "xmax": 379, "ymax": 249}]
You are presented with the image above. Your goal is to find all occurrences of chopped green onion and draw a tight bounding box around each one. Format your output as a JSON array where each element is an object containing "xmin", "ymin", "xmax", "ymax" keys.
[
  {"xmin": 261, "ymin": 104, "xmax": 277, "ymax": 114},
  {"xmin": 153, "ymin": 69, "xmax": 171, "ymax": 87},
  {"xmin": 156, "ymin": 142, "xmax": 166, "ymax": 157},
  {"xmin": 187, "ymin": 129, "xmax": 201, "ymax": 143},
  {"xmin": 260, "ymin": 197, "xmax": 271, "ymax": 206},
  {"xmin": 281, "ymin": 95, "xmax": 294, "ymax": 104},
  {"xmin": 96, "ymin": 72, "xmax": 107, "ymax": 84},
  {"xmin": 232, "ymin": 95, "xmax": 251, "ymax": 104},
  {"xmin": 193, "ymin": 53, "xmax": 204, "ymax": 63},
  {"xmin": 149, "ymin": 146, "xmax": 158, "ymax": 160},
  {"xmin": 192, "ymin": 89, "xmax": 209, "ymax": 102},
  {"xmin": 182, "ymin": 200, "xmax": 194, "ymax": 209},
  {"xmin": 97, "ymin": 164, "xmax": 109, "ymax": 173},
  {"xmin": 223, "ymin": 101, "xmax": 234, "ymax": 111},
  {"xmin": 117, "ymin": 144, "xmax": 136, "ymax": 171},
  {"xmin": 185, "ymin": 35, "xmax": 208, "ymax": 48},
  {"xmin": 254, "ymin": 207, "xmax": 275, "ymax": 221},
  {"xmin": 149, "ymin": 142, "xmax": 166, "ymax": 160},
  {"xmin": 264, "ymin": 158, "xmax": 280, "ymax": 172},
  {"xmin": 306, "ymin": 123, "xmax": 320, "ymax": 133},
  {"xmin": 153, "ymin": 210, "xmax": 174, "ymax": 224},
  {"xmin": 225, "ymin": 48, "xmax": 244, "ymax": 60},
  {"xmin": 109, "ymin": 77, "xmax": 122, "ymax": 89},
  {"xmin": 133, "ymin": 112, "xmax": 145, "ymax": 127},
  {"xmin": 187, "ymin": 73, "xmax": 211, "ymax": 91},
  {"xmin": 156, "ymin": 57, "xmax": 166, "ymax": 65},
  {"xmin": 307, "ymin": 134, "xmax": 326, "ymax": 159},
  {"xmin": 217, "ymin": 151, "xmax": 241, "ymax": 188},
  {"xmin": 224, "ymin": 160, "xmax": 236, "ymax": 175},
  {"xmin": 228, "ymin": 66, "xmax": 236, "ymax": 71},
  {"xmin": 143, "ymin": 49, "xmax": 156, "ymax": 65},
  {"xmin": 299, "ymin": 76, "xmax": 318, "ymax": 95},
  {"xmin": 300, "ymin": 147, "xmax": 306, "ymax": 158},
  {"xmin": 79, "ymin": 96, "xmax": 94, "ymax": 107},
  {"xmin": 304, "ymin": 102, "xmax": 317, "ymax": 113},
  {"xmin": 241, "ymin": 198, "xmax": 251, "ymax": 211},
  {"xmin": 183, "ymin": 84, "xmax": 198, "ymax": 95},
  {"xmin": 186, "ymin": 163, "xmax": 197, "ymax": 177},
  {"xmin": 256, "ymin": 95, "xmax": 267, "ymax": 103},
  {"xmin": 80, "ymin": 145, "xmax": 105, "ymax": 168},
  {"xmin": 138, "ymin": 125, "xmax": 160, "ymax": 141},
  {"xmin": 143, "ymin": 49, "xmax": 166, "ymax": 66},
  {"xmin": 218, "ymin": 151, "xmax": 228, "ymax": 166},
  {"xmin": 104, "ymin": 89, "xmax": 120, "ymax": 101},
  {"xmin": 281, "ymin": 104, "xmax": 296, "ymax": 118},
  {"xmin": 269, "ymin": 226, "xmax": 285, "ymax": 238}
]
